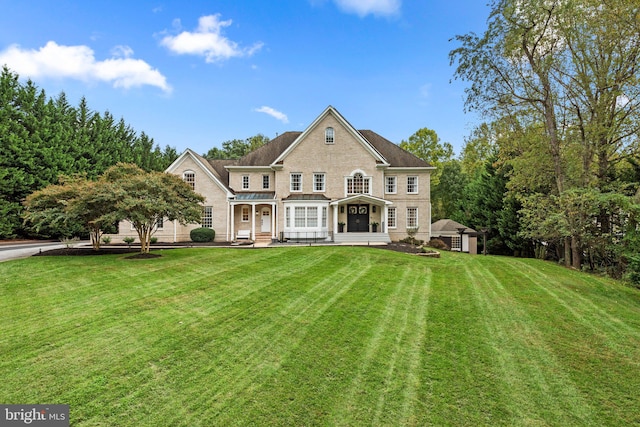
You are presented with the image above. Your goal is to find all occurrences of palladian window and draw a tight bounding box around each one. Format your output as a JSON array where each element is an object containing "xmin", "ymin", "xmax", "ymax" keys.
[{"xmin": 347, "ymin": 172, "xmax": 370, "ymax": 195}]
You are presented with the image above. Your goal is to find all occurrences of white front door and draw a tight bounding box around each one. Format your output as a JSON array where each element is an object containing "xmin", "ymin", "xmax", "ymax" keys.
[{"xmin": 261, "ymin": 209, "xmax": 271, "ymax": 233}]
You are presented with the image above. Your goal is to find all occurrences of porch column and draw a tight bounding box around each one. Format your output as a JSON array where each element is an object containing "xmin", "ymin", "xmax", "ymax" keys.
[
  {"xmin": 251, "ymin": 204, "xmax": 256, "ymax": 240},
  {"xmin": 333, "ymin": 204, "xmax": 339, "ymax": 237},
  {"xmin": 271, "ymin": 203, "xmax": 276, "ymax": 239},
  {"xmin": 383, "ymin": 205, "xmax": 388, "ymax": 233},
  {"xmin": 230, "ymin": 203, "xmax": 235, "ymax": 241}
]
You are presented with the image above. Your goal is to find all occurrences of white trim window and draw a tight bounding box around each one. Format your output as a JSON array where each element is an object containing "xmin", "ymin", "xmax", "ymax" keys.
[
  {"xmin": 285, "ymin": 206, "xmax": 291, "ymax": 227},
  {"xmin": 451, "ymin": 235, "xmax": 461, "ymax": 251},
  {"xmin": 407, "ymin": 176, "xmax": 418, "ymax": 194},
  {"xmin": 294, "ymin": 207, "xmax": 306, "ymax": 227},
  {"xmin": 346, "ymin": 172, "xmax": 371, "ymax": 195},
  {"xmin": 202, "ymin": 206, "xmax": 213, "ymax": 228},
  {"xmin": 407, "ymin": 207, "xmax": 418, "ymax": 228},
  {"xmin": 290, "ymin": 173, "xmax": 302, "ymax": 192},
  {"xmin": 155, "ymin": 217, "xmax": 164, "ymax": 230},
  {"xmin": 183, "ymin": 171, "xmax": 195, "ymax": 190},
  {"xmin": 325, "ymin": 127, "xmax": 334, "ymax": 144},
  {"xmin": 386, "ymin": 176, "xmax": 397, "ymax": 194},
  {"xmin": 241, "ymin": 206, "xmax": 250, "ymax": 222},
  {"xmin": 284, "ymin": 202, "xmax": 330, "ymax": 231},
  {"xmin": 314, "ymin": 173, "xmax": 326, "ymax": 192},
  {"xmin": 322, "ymin": 207, "xmax": 327, "ymax": 227},
  {"xmin": 388, "ymin": 207, "xmax": 397, "ymax": 228},
  {"xmin": 262, "ymin": 175, "xmax": 270, "ymax": 190},
  {"xmin": 242, "ymin": 175, "xmax": 250, "ymax": 190}
]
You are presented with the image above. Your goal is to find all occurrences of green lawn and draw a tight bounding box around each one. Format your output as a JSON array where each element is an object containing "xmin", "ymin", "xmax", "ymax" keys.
[{"xmin": 1, "ymin": 247, "xmax": 639, "ymax": 426}]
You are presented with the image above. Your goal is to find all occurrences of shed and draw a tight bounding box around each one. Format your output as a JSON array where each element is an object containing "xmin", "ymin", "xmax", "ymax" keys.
[{"xmin": 431, "ymin": 219, "xmax": 477, "ymax": 254}]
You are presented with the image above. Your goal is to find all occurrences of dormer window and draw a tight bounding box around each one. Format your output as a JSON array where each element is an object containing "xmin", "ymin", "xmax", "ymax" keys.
[{"xmin": 325, "ymin": 127, "xmax": 334, "ymax": 144}]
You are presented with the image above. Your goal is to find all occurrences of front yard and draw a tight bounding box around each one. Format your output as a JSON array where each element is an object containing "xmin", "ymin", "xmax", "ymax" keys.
[{"xmin": 1, "ymin": 247, "xmax": 639, "ymax": 426}]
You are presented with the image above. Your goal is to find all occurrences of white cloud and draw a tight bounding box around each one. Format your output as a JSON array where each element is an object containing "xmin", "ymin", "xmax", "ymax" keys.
[
  {"xmin": 0, "ymin": 41, "xmax": 171, "ymax": 92},
  {"xmin": 333, "ymin": 0, "xmax": 401, "ymax": 17},
  {"xmin": 255, "ymin": 106, "xmax": 289, "ymax": 123},
  {"xmin": 111, "ymin": 45, "xmax": 134, "ymax": 58},
  {"xmin": 160, "ymin": 14, "xmax": 263, "ymax": 63}
]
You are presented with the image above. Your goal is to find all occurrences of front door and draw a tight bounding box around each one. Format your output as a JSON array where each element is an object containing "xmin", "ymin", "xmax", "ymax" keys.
[
  {"xmin": 261, "ymin": 209, "xmax": 271, "ymax": 233},
  {"xmin": 347, "ymin": 204, "xmax": 369, "ymax": 232}
]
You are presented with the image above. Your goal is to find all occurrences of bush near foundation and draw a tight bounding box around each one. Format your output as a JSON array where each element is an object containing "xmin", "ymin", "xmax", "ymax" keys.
[{"xmin": 191, "ymin": 227, "xmax": 215, "ymax": 242}]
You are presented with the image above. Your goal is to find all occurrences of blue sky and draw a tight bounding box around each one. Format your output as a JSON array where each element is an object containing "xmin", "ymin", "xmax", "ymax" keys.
[{"xmin": 0, "ymin": 0, "xmax": 489, "ymax": 156}]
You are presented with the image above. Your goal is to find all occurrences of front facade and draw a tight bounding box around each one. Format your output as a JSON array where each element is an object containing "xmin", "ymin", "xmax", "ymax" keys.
[{"xmin": 116, "ymin": 106, "xmax": 434, "ymax": 244}]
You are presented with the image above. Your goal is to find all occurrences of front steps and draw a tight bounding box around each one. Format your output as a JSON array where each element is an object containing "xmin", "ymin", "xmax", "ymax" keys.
[{"xmin": 333, "ymin": 232, "xmax": 391, "ymax": 244}]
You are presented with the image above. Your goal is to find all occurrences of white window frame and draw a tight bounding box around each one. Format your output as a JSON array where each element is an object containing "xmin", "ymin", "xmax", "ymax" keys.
[
  {"xmin": 313, "ymin": 173, "xmax": 326, "ymax": 192},
  {"xmin": 242, "ymin": 175, "xmax": 250, "ymax": 190},
  {"xmin": 346, "ymin": 172, "xmax": 371, "ymax": 196},
  {"xmin": 155, "ymin": 217, "xmax": 164, "ymax": 230},
  {"xmin": 407, "ymin": 207, "xmax": 418, "ymax": 228},
  {"xmin": 290, "ymin": 173, "xmax": 302, "ymax": 192},
  {"xmin": 325, "ymin": 127, "xmax": 334, "ymax": 144},
  {"xmin": 183, "ymin": 171, "xmax": 195, "ymax": 190},
  {"xmin": 262, "ymin": 175, "xmax": 270, "ymax": 190},
  {"xmin": 385, "ymin": 176, "xmax": 397, "ymax": 194},
  {"xmin": 285, "ymin": 206, "xmax": 291, "ymax": 227},
  {"xmin": 241, "ymin": 206, "xmax": 250, "ymax": 222},
  {"xmin": 388, "ymin": 207, "xmax": 397, "ymax": 228},
  {"xmin": 202, "ymin": 206, "xmax": 213, "ymax": 228},
  {"xmin": 407, "ymin": 176, "xmax": 418, "ymax": 194},
  {"xmin": 322, "ymin": 206, "xmax": 327, "ymax": 227},
  {"xmin": 451, "ymin": 235, "xmax": 461, "ymax": 250},
  {"xmin": 283, "ymin": 202, "xmax": 330, "ymax": 231}
]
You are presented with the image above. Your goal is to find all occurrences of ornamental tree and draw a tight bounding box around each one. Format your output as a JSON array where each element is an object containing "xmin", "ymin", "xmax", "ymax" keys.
[
  {"xmin": 23, "ymin": 175, "xmax": 117, "ymax": 250},
  {"xmin": 104, "ymin": 163, "xmax": 205, "ymax": 254}
]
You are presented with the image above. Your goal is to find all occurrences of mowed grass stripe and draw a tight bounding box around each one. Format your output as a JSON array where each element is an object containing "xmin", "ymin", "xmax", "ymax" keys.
[
  {"xmin": 497, "ymin": 257, "xmax": 640, "ymax": 339},
  {"xmin": 486, "ymin": 256, "xmax": 640, "ymax": 425},
  {"xmin": 469, "ymin": 260, "xmax": 596, "ymax": 425},
  {"xmin": 182, "ymin": 252, "xmax": 370, "ymax": 422},
  {"xmin": 331, "ymin": 266, "xmax": 417, "ymax": 425}
]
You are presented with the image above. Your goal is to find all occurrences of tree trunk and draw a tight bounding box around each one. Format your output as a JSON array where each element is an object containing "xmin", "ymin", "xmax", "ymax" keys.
[
  {"xmin": 571, "ymin": 235, "xmax": 582, "ymax": 270},
  {"xmin": 564, "ymin": 237, "xmax": 572, "ymax": 268}
]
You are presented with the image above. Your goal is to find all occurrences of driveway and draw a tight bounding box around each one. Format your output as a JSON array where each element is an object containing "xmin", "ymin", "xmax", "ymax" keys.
[{"xmin": 0, "ymin": 241, "xmax": 89, "ymax": 262}]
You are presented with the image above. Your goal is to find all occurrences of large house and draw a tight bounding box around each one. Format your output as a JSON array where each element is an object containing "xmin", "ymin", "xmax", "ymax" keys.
[{"xmin": 117, "ymin": 106, "xmax": 434, "ymax": 244}]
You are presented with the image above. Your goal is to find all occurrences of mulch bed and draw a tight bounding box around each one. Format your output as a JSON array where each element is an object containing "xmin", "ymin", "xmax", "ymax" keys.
[{"xmin": 33, "ymin": 242, "xmax": 436, "ymax": 257}]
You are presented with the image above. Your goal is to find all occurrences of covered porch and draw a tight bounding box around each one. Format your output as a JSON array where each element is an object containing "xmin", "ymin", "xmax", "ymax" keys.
[
  {"xmin": 330, "ymin": 194, "xmax": 392, "ymax": 243},
  {"xmin": 229, "ymin": 193, "xmax": 277, "ymax": 242}
]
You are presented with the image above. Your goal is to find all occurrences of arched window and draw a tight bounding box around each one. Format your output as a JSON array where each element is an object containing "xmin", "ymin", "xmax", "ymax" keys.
[
  {"xmin": 183, "ymin": 171, "xmax": 195, "ymax": 190},
  {"xmin": 325, "ymin": 127, "xmax": 334, "ymax": 144},
  {"xmin": 346, "ymin": 172, "xmax": 370, "ymax": 195}
]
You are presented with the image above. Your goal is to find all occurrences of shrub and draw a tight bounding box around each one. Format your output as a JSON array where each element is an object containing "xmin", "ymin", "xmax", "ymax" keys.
[
  {"xmin": 399, "ymin": 237, "xmax": 424, "ymax": 246},
  {"xmin": 150, "ymin": 237, "xmax": 158, "ymax": 244},
  {"xmin": 60, "ymin": 236, "xmax": 80, "ymax": 248},
  {"xmin": 626, "ymin": 254, "xmax": 640, "ymax": 288},
  {"xmin": 123, "ymin": 236, "xmax": 135, "ymax": 248},
  {"xmin": 101, "ymin": 236, "xmax": 112, "ymax": 244},
  {"xmin": 190, "ymin": 227, "xmax": 215, "ymax": 242},
  {"xmin": 427, "ymin": 238, "xmax": 449, "ymax": 250}
]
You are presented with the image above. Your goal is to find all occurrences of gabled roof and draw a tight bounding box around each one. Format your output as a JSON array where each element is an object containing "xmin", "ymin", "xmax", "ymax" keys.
[
  {"xmin": 221, "ymin": 106, "xmax": 433, "ymax": 169},
  {"xmin": 232, "ymin": 132, "xmax": 301, "ymax": 167},
  {"xmin": 272, "ymin": 106, "xmax": 389, "ymax": 166},
  {"xmin": 358, "ymin": 130, "xmax": 433, "ymax": 168},
  {"xmin": 165, "ymin": 149, "xmax": 233, "ymax": 196},
  {"xmin": 431, "ymin": 219, "xmax": 477, "ymax": 234}
]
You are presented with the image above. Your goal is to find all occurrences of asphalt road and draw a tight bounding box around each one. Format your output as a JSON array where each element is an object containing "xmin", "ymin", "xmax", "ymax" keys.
[{"xmin": 0, "ymin": 241, "xmax": 89, "ymax": 262}]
